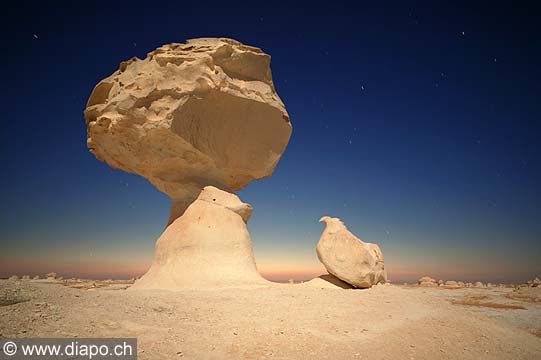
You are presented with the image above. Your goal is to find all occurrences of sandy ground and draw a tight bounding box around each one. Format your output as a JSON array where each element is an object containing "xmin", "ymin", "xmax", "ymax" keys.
[{"xmin": 0, "ymin": 279, "xmax": 540, "ymax": 359}]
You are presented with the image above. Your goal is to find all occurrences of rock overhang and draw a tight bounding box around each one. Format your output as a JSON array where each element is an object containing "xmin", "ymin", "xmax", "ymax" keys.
[{"xmin": 84, "ymin": 38, "xmax": 292, "ymax": 224}]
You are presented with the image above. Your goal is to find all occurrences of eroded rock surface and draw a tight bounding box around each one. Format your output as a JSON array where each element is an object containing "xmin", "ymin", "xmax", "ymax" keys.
[
  {"xmin": 84, "ymin": 38, "xmax": 292, "ymax": 224},
  {"xmin": 131, "ymin": 186, "xmax": 266, "ymax": 290},
  {"xmin": 316, "ymin": 216, "xmax": 387, "ymax": 288}
]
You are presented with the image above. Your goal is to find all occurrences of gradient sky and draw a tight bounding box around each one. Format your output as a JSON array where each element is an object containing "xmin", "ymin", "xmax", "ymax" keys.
[{"xmin": 1, "ymin": 2, "xmax": 540, "ymax": 283}]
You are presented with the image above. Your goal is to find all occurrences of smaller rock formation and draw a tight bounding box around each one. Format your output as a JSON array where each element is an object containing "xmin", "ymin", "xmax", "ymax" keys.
[
  {"xmin": 46, "ymin": 272, "xmax": 57, "ymax": 280},
  {"xmin": 131, "ymin": 186, "xmax": 267, "ymax": 290},
  {"xmin": 444, "ymin": 280, "xmax": 459, "ymax": 288},
  {"xmin": 21, "ymin": 275, "xmax": 30, "ymax": 280},
  {"xmin": 32, "ymin": 275, "xmax": 40, "ymax": 280},
  {"xmin": 8, "ymin": 275, "xmax": 19, "ymax": 280},
  {"xmin": 473, "ymin": 281, "xmax": 485, "ymax": 288},
  {"xmin": 316, "ymin": 216, "xmax": 387, "ymax": 288},
  {"xmin": 527, "ymin": 277, "xmax": 540, "ymax": 287},
  {"xmin": 418, "ymin": 276, "xmax": 438, "ymax": 287}
]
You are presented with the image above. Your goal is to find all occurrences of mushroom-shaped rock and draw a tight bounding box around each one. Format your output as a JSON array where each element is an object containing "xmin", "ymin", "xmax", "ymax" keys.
[
  {"xmin": 131, "ymin": 186, "xmax": 267, "ymax": 290},
  {"xmin": 316, "ymin": 216, "xmax": 387, "ymax": 288},
  {"xmin": 84, "ymin": 38, "xmax": 292, "ymax": 224}
]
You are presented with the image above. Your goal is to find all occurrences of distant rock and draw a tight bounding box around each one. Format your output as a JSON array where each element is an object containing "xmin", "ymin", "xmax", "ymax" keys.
[
  {"xmin": 528, "ymin": 277, "xmax": 540, "ymax": 287},
  {"xmin": 46, "ymin": 272, "xmax": 57, "ymax": 280},
  {"xmin": 316, "ymin": 216, "xmax": 387, "ymax": 288},
  {"xmin": 32, "ymin": 275, "xmax": 40, "ymax": 280},
  {"xmin": 8, "ymin": 275, "xmax": 19, "ymax": 280},
  {"xmin": 444, "ymin": 280, "xmax": 459, "ymax": 288},
  {"xmin": 418, "ymin": 276, "xmax": 438, "ymax": 287},
  {"xmin": 131, "ymin": 186, "xmax": 266, "ymax": 290},
  {"xmin": 457, "ymin": 281, "xmax": 465, "ymax": 287},
  {"xmin": 21, "ymin": 275, "xmax": 30, "ymax": 280},
  {"xmin": 84, "ymin": 38, "xmax": 292, "ymax": 224},
  {"xmin": 473, "ymin": 281, "xmax": 485, "ymax": 288}
]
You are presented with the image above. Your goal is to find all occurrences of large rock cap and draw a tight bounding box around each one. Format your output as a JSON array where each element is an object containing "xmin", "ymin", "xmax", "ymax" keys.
[
  {"xmin": 130, "ymin": 186, "xmax": 266, "ymax": 290},
  {"xmin": 316, "ymin": 216, "xmax": 387, "ymax": 288},
  {"xmin": 84, "ymin": 38, "xmax": 292, "ymax": 223}
]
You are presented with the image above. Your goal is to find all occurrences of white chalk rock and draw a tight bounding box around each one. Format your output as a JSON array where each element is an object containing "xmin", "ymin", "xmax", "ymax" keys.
[
  {"xmin": 418, "ymin": 276, "xmax": 438, "ymax": 287},
  {"xmin": 84, "ymin": 38, "xmax": 292, "ymax": 224},
  {"xmin": 444, "ymin": 280, "xmax": 460, "ymax": 288},
  {"xmin": 131, "ymin": 186, "xmax": 267, "ymax": 290},
  {"xmin": 316, "ymin": 216, "xmax": 387, "ymax": 288}
]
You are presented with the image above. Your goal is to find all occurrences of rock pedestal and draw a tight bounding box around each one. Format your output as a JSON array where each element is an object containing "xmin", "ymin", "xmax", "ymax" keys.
[{"xmin": 131, "ymin": 187, "xmax": 266, "ymax": 290}]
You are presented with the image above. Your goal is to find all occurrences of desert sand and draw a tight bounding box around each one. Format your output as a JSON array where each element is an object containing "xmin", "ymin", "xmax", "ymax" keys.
[{"xmin": 1, "ymin": 278, "xmax": 540, "ymax": 359}]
